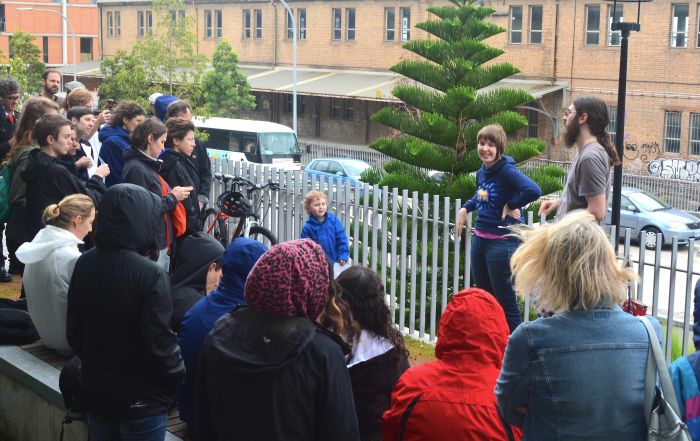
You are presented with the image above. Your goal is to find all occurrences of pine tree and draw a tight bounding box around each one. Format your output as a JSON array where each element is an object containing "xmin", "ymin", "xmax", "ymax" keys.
[
  {"xmin": 202, "ymin": 41, "xmax": 256, "ymax": 118},
  {"xmin": 369, "ymin": 0, "xmax": 564, "ymax": 200}
]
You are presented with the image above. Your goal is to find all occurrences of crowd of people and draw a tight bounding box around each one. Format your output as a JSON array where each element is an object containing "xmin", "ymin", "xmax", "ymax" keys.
[{"xmin": 0, "ymin": 69, "xmax": 689, "ymax": 441}]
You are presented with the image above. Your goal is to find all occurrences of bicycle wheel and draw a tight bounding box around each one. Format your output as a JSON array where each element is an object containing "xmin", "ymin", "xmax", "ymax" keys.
[
  {"xmin": 202, "ymin": 209, "xmax": 228, "ymax": 247},
  {"xmin": 248, "ymin": 226, "xmax": 278, "ymax": 248}
]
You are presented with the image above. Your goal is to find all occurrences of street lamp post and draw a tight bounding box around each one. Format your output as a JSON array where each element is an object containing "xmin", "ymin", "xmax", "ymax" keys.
[
  {"xmin": 607, "ymin": 0, "xmax": 650, "ymax": 254},
  {"xmin": 277, "ymin": 0, "xmax": 297, "ymax": 134},
  {"xmin": 17, "ymin": 7, "xmax": 78, "ymax": 82}
]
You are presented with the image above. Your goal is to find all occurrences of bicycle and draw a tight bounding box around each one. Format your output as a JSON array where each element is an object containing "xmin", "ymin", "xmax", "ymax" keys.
[{"xmin": 200, "ymin": 173, "xmax": 280, "ymax": 248}]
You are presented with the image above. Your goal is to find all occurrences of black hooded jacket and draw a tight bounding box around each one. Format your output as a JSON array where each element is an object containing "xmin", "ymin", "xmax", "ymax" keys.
[
  {"xmin": 66, "ymin": 184, "xmax": 185, "ymax": 420},
  {"xmin": 193, "ymin": 138, "xmax": 212, "ymax": 204},
  {"xmin": 160, "ymin": 149, "xmax": 201, "ymax": 234},
  {"xmin": 121, "ymin": 147, "xmax": 178, "ymax": 252},
  {"xmin": 169, "ymin": 232, "xmax": 224, "ymax": 331},
  {"xmin": 21, "ymin": 148, "xmax": 106, "ymax": 241},
  {"xmin": 195, "ymin": 306, "xmax": 360, "ymax": 441}
]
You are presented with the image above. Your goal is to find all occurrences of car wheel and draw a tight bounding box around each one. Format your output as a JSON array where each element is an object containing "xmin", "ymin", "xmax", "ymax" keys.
[{"xmin": 642, "ymin": 227, "xmax": 662, "ymax": 250}]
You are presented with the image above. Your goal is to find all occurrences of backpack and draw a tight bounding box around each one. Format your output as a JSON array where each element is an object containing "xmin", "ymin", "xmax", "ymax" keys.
[
  {"xmin": 0, "ymin": 165, "xmax": 12, "ymax": 222},
  {"xmin": 0, "ymin": 298, "xmax": 40, "ymax": 345},
  {"xmin": 158, "ymin": 175, "xmax": 187, "ymax": 244}
]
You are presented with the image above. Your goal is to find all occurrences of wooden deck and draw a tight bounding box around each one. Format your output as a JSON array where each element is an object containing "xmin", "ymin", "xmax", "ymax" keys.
[{"xmin": 19, "ymin": 341, "xmax": 192, "ymax": 441}]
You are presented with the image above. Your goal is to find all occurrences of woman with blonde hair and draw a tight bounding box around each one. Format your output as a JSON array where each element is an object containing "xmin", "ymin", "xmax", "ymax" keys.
[
  {"xmin": 16, "ymin": 194, "xmax": 95, "ymax": 355},
  {"xmin": 496, "ymin": 210, "xmax": 662, "ymax": 440},
  {"xmin": 5, "ymin": 97, "xmax": 60, "ymax": 275}
]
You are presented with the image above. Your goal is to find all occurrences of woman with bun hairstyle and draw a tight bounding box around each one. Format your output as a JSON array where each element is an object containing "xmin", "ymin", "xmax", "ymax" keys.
[
  {"xmin": 16, "ymin": 194, "xmax": 95, "ymax": 355},
  {"xmin": 122, "ymin": 117, "xmax": 192, "ymax": 272},
  {"xmin": 5, "ymin": 97, "xmax": 60, "ymax": 275}
]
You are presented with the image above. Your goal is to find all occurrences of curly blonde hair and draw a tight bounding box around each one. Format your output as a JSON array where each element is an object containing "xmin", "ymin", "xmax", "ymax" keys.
[
  {"xmin": 303, "ymin": 191, "xmax": 327, "ymax": 214},
  {"xmin": 510, "ymin": 210, "xmax": 636, "ymax": 313}
]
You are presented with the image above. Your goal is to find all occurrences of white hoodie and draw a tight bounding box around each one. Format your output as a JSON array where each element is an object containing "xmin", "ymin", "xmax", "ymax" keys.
[{"xmin": 16, "ymin": 225, "xmax": 82, "ymax": 355}]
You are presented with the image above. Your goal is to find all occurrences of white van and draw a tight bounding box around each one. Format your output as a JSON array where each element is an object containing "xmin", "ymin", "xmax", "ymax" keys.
[{"xmin": 193, "ymin": 117, "xmax": 301, "ymax": 170}]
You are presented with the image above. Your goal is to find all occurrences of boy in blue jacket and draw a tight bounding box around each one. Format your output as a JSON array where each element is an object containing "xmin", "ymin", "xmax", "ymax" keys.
[{"xmin": 301, "ymin": 191, "xmax": 350, "ymax": 277}]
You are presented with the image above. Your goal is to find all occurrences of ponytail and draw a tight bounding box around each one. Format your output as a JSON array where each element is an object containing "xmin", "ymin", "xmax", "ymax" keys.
[
  {"xmin": 42, "ymin": 194, "xmax": 95, "ymax": 229},
  {"xmin": 596, "ymin": 131, "xmax": 620, "ymax": 166}
]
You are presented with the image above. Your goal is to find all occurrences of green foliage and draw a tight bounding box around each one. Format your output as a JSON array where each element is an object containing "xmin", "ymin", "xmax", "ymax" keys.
[
  {"xmin": 201, "ymin": 41, "xmax": 256, "ymax": 117},
  {"xmin": 0, "ymin": 32, "xmax": 46, "ymax": 98},
  {"xmin": 99, "ymin": 0, "xmax": 207, "ymax": 107}
]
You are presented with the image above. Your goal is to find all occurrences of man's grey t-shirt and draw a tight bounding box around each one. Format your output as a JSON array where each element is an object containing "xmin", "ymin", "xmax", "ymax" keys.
[{"xmin": 557, "ymin": 141, "xmax": 611, "ymax": 218}]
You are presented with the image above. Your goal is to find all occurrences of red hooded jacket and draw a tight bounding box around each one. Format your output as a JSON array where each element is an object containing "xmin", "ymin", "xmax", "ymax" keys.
[{"xmin": 382, "ymin": 288, "xmax": 522, "ymax": 441}]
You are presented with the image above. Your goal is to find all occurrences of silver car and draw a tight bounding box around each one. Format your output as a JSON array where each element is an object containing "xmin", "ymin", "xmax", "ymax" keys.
[{"xmin": 605, "ymin": 187, "xmax": 700, "ymax": 249}]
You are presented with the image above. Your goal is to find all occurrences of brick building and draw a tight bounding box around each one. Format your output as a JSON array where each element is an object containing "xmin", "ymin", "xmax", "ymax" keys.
[{"xmin": 1, "ymin": 0, "xmax": 99, "ymax": 65}]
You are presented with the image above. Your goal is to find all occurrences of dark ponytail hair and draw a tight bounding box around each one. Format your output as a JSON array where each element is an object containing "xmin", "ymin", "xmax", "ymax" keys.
[{"xmin": 573, "ymin": 96, "xmax": 620, "ymax": 166}]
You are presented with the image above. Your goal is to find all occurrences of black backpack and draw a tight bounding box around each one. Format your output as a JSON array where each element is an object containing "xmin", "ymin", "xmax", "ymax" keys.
[{"xmin": 0, "ymin": 298, "xmax": 39, "ymax": 345}]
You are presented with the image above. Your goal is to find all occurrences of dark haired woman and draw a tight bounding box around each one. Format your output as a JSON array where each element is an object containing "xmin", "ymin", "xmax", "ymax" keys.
[
  {"xmin": 122, "ymin": 117, "xmax": 191, "ymax": 272},
  {"xmin": 336, "ymin": 266, "xmax": 409, "ymax": 441},
  {"xmin": 160, "ymin": 117, "xmax": 201, "ymax": 235},
  {"xmin": 98, "ymin": 101, "xmax": 146, "ymax": 187}
]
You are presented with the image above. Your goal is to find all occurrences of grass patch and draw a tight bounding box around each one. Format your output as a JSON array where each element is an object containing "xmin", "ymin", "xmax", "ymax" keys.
[{"xmin": 405, "ymin": 335, "xmax": 435, "ymax": 366}]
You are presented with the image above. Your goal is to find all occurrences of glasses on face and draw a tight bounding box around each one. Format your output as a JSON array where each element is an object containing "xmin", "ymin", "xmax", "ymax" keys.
[
  {"xmin": 563, "ymin": 108, "xmax": 576, "ymax": 118},
  {"xmin": 4, "ymin": 95, "xmax": 20, "ymax": 102}
]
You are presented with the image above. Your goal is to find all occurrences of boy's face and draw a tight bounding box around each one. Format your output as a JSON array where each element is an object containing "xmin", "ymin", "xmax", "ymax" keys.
[
  {"xmin": 73, "ymin": 114, "xmax": 95, "ymax": 138},
  {"xmin": 47, "ymin": 125, "xmax": 74, "ymax": 156},
  {"xmin": 309, "ymin": 197, "xmax": 327, "ymax": 220}
]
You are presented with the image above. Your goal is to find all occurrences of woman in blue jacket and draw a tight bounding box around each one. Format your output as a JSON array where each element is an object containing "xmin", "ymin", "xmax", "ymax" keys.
[
  {"xmin": 455, "ymin": 124, "xmax": 540, "ymax": 331},
  {"xmin": 98, "ymin": 101, "xmax": 145, "ymax": 187}
]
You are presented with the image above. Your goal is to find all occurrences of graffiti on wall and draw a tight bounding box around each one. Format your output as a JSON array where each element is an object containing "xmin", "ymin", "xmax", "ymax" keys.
[
  {"xmin": 624, "ymin": 142, "xmax": 661, "ymax": 163},
  {"xmin": 647, "ymin": 158, "xmax": 700, "ymax": 182}
]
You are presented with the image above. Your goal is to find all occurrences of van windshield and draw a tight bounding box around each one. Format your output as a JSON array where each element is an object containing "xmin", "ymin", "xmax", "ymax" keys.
[{"xmin": 259, "ymin": 132, "xmax": 300, "ymax": 156}]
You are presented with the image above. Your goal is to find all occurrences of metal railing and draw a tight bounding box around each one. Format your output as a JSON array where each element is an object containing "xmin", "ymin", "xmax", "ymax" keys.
[{"xmin": 211, "ymin": 159, "xmax": 699, "ymax": 361}]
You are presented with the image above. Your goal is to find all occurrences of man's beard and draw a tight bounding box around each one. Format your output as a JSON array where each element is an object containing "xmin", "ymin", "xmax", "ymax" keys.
[
  {"xmin": 564, "ymin": 119, "xmax": 580, "ymax": 148},
  {"xmin": 44, "ymin": 84, "xmax": 59, "ymax": 95}
]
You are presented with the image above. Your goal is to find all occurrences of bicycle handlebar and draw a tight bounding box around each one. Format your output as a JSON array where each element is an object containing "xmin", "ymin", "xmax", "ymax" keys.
[{"xmin": 213, "ymin": 173, "xmax": 280, "ymax": 192}]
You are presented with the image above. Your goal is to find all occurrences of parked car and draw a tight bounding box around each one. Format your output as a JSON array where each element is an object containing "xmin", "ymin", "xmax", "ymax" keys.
[
  {"xmin": 605, "ymin": 187, "xmax": 700, "ymax": 249},
  {"xmin": 304, "ymin": 158, "xmax": 371, "ymax": 189}
]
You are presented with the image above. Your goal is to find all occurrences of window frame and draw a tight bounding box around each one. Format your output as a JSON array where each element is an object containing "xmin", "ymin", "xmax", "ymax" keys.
[
  {"xmin": 509, "ymin": 6, "xmax": 523, "ymax": 44},
  {"xmin": 215, "ymin": 10, "xmax": 222, "ymax": 39},
  {"xmin": 204, "ymin": 10, "xmax": 212, "ymax": 38},
  {"xmin": 286, "ymin": 8, "xmax": 294, "ymax": 39},
  {"xmin": 42, "ymin": 36, "xmax": 49, "ymax": 63},
  {"xmin": 298, "ymin": 8, "xmax": 307, "ymax": 40},
  {"xmin": 385, "ymin": 7, "xmax": 395, "ymax": 41},
  {"xmin": 670, "ymin": 4, "xmax": 689, "ymax": 48},
  {"xmin": 138, "ymin": 11, "xmax": 145, "ymax": 37},
  {"xmin": 344, "ymin": 99, "xmax": 354, "ymax": 120},
  {"xmin": 584, "ymin": 5, "xmax": 601, "ymax": 45},
  {"xmin": 608, "ymin": 106, "xmax": 618, "ymax": 141},
  {"xmin": 146, "ymin": 11, "xmax": 153, "ymax": 35},
  {"xmin": 332, "ymin": 8, "xmax": 342, "ymax": 40},
  {"xmin": 115, "ymin": 11, "xmax": 121, "ymax": 36},
  {"xmin": 529, "ymin": 5, "xmax": 543, "ymax": 44},
  {"xmin": 331, "ymin": 98, "xmax": 342, "ymax": 119},
  {"xmin": 346, "ymin": 8, "xmax": 356, "ymax": 41},
  {"xmin": 526, "ymin": 107, "xmax": 539, "ymax": 137},
  {"xmin": 107, "ymin": 11, "xmax": 114, "ymax": 37},
  {"xmin": 254, "ymin": 9, "xmax": 263, "ymax": 39},
  {"xmin": 697, "ymin": 4, "xmax": 700, "ymax": 48},
  {"xmin": 663, "ymin": 110, "xmax": 682, "ymax": 153},
  {"xmin": 243, "ymin": 9, "xmax": 251, "ymax": 39},
  {"xmin": 400, "ymin": 7, "xmax": 410, "ymax": 42},
  {"xmin": 607, "ymin": 4, "xmax": 623, "ymax": 47},
  {"xmin": 689, "ymin": 113, "xmax": 700, "ymax": 156}
]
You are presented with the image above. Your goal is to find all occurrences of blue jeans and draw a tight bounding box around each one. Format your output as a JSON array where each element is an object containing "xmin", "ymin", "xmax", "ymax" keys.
[
  {"xmin": 88, "ymin": 413, "xmax": 168, "ymax": 441},
  {"xmin": 471, "ymin": 235, "xmax": 521, "ymax": 332}
]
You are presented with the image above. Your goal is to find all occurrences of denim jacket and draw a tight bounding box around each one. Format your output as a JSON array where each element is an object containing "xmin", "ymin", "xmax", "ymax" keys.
[{"xmin": 496, "ymin": 306, "xmax": 663, "ymax": 441}]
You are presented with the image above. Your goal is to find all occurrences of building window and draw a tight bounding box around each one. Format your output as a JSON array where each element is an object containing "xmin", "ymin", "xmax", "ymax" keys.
[
  {"xmin": 527, "ymin": 108, "xmax": 539, "ymax": 137},
  {"xmin": 529, "ymin": 6, "xmax": 543, "ymax": 44},
  {"xmin": 698, "ymin": 5, "xmax": 700, "ymax": 48},
  {"xmin": 585, "ymin": 5, "xmax": 600, "ymax": 45},
  {"xmin": 283, "ymin": 94, "xmax": 305, "ymax": 115},
  {"xmin": 255, "ymin": 9, "xmax": 262, "ymax": 39},
  {"xmin": 243, "ymin": 10, "xmax": 251, "ymax": 38},
  {"xmin": 170, "ymin": 10, "xmax": 185, "ymax": 22},
  {"xmin": 0, "ymin": 5, "xmax": 5, "ymax": 33},
  {"xmin": 690, "ymin": 113, "xmax": 700, "ymax": 155},
  {"xmin": 385, "ymin": 8, "xmax": 395, "ymax": 41},
  {"xmin": 344, "ymin": 100, "xmax": 354, "ymax": 120},
  {"xmin": 671, "ymin": 4, "xmax": 688, "ymax": 48},
  {"xmin": 332, "ymin": 9, "xmax": 342, "ymax": 40},
  {"xmin": 80, "ymin": 37, "xmax": 92, "ymax": 61},
  {"xmin": 608, "ymin": 107, "xmax": 617, "ymax": 140},
  {"xmin": 663, "ymin": 111, "xmax": 682, "ymax": 153},
  {"xmin": 115, "ymin": 11, "xmax": 121, "ymax": 36},
  {"xmin": 42, "ymin": 36, "xmax": 49, "ymax": 63},
  {"xmin": 298, "ymin": 9, "xmax": 306, "ymax": 40},
  {"xmin": 510, "ymin": 7, "xmax": 523, "ymax": 44},
  {"xmin": 400, "ymin": 7, "xmax": 410, "ymax": 42},
  {"xmin": 607, "ymin": 5, "xmax": 623, "ymax": 46},
  {"xmin": 215, "ymin": 10, "xmax": 222, "ymax": 38},
  {"xmin": 346, "ymin": 8, "xmax": 356, "ymax": 41},
  {"xmin": 286, "ymin": 9, "xmax": 294, "ymax": 39},
  {"xmin": 138, "ymin": 11, "xmax": 145, "ymax": 37},
  {"xmin": 107, "ymin": 11, "xmax": 113, "ymax": 37},
  {"xmin": 146, "ymin": 11, "xmax": 153, "ymax": 35},
  {"xmin": 205, "ymin": 10, "xmax": 212, "ymax": 38},
  {"xmin": 331, "ymin": 98, "xmax": 342, "ymax": 118}
]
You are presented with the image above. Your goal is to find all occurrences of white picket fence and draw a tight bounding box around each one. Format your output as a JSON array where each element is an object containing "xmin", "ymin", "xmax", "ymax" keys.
[{"xmin": 211, "ymin": 159, "xmax": 700, "ymax": 359}]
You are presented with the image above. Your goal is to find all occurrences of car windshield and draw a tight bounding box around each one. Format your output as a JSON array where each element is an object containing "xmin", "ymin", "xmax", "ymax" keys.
[
  {"xmin": 627, "ymin": 191, "xmax": 671, "ymax": 212},
  {"xmin": 259, "ymin": 132, "xmax": 300, "ymax": 155},
  {"xmin": 341, "ymin": 160, "xmax": 370, "ymax": 178}
]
